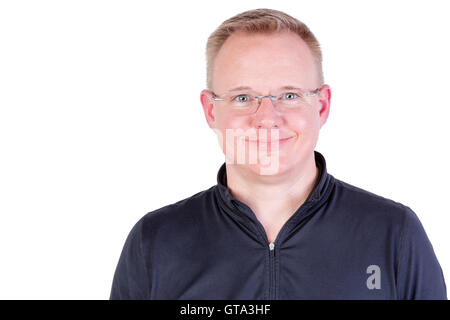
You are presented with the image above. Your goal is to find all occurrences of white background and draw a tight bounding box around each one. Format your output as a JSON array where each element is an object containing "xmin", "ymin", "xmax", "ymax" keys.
[{"xmin": 0, "ymin": 0, "xmax": 449, "ymax": 299}]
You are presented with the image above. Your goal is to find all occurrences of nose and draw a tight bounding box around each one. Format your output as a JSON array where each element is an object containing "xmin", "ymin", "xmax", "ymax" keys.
[{"xmin": 252, "ymin": 96, "xmax": 282, "ymax": 129}]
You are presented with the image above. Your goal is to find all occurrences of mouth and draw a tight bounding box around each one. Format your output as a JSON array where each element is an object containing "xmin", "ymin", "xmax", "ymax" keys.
[
  {"xmin": 246, "ymin": 136, "xmax": 295, "ymax": 144},
  {"xmin": 242, "ymin": 136, "xmax": 295, "ymax": 153}
]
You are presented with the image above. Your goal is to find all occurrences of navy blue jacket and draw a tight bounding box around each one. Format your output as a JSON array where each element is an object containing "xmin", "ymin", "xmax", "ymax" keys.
[{"xmin": 110, "ymin": 151, "xmax": 447, "ymax": 299}]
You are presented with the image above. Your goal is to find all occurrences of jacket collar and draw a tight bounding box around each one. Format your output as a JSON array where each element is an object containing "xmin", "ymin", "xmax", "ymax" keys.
[{"xmin": 215, "ymin": 150, "xmax": 334, "ymax": 224}]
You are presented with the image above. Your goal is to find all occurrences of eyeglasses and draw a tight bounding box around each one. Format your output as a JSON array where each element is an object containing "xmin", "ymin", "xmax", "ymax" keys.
[{"xmin": 210, "ymin": 86, "xmax": 322, "ymax": 114}]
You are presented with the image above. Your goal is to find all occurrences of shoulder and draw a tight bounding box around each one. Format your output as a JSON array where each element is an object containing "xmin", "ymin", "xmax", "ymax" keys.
[
  {"xmin": 328, "ymin": 177, "xmax": 424, "ymax": 260},
  {"xmin": 137, "ymin": 185, "xmax": 217, "ymax": 235},
  {"xmin": 331, "ymin": 177, "xmax": 414, "ymax": 227}
]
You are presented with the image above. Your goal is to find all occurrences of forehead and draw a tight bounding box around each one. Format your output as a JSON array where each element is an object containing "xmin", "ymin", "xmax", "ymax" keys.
[{"xmin": 212, "ymin": 30, "xmax": 318, "ymax": 92}]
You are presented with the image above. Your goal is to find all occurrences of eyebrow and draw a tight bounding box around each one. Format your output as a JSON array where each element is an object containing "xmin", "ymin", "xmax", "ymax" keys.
[{"xmin": 227, "ymin": 85, "xmax": 304, "ymax": 92}]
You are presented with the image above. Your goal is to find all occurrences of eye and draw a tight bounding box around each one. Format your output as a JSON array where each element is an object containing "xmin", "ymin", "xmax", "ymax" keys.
[
  {"xmin": 282, "ymin": 92, "xmax": 298, "ymax": 100},
  {"xmin": 233, "ymin": 94, "xmax": 251, "ymax": 103}
]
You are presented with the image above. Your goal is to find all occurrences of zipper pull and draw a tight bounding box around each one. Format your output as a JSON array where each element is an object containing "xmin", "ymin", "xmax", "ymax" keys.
[{"xmin": 269, "ymin": 242, "xmax": 275, "ymax": 251}]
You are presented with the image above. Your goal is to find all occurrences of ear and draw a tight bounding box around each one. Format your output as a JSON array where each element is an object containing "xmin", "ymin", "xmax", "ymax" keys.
[
  {"xmin": 317, "ymin": 84, "xmax": 331, "ymax": 129},
  {"xmin": 200, "ymin": 89, "xmax": 216, "ymax": 129}
]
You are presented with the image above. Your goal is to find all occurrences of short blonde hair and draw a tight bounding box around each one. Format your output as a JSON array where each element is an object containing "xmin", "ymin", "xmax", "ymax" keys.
[{"xmin": 205, "ymin": 8, "xmax": 324, "ymax": 90}]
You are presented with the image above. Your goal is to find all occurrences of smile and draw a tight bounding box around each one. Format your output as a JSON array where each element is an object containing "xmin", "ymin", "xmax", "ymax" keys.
[{"xmin": 246, "ymin": 136, "xmax": 295, "ymax": 144}]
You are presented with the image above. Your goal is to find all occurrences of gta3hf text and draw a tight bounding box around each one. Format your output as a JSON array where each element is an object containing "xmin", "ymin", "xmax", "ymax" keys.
[{"xmin": 179, "ymin": 304, "xmax": 271, "ymax": 317}]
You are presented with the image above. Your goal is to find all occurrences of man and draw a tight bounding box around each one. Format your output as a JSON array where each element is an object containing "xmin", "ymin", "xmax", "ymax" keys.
[{"xmin": 110, "ymin": 8, "xmax": 446, "ymax": 299}]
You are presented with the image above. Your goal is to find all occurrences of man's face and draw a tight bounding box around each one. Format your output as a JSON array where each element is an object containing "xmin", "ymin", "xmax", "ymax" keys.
[{"xmin": 201, "ymin": 30, "xmax": 331, "ymax": 176}]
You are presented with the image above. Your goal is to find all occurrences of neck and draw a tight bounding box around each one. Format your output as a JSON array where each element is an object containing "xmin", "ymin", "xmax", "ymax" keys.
[{"xmin": 225, "ymin": 153, "xmax": 319, "ymax": 242}]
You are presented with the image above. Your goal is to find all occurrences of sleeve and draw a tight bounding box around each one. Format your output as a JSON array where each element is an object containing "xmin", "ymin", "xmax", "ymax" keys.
[
  {"xmin": 109, "ymin": 217, "xmax": 151, "ymax": 300},
  {"xmin": 396, "ymin": 208, "xmax": 447, "ymax": 300}
]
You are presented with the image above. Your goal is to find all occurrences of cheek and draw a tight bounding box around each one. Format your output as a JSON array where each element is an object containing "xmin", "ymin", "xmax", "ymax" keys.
[
  {"xmin": 213, "ymin": 113, "xmax": 250, "ymax": 152},
  {"xmin": 291, "ymin": 113, "xmax": 320, "ymax": 137},
  {"xmin": 215, "ymin": 112, "xmax": 249, "ymax": 131}
]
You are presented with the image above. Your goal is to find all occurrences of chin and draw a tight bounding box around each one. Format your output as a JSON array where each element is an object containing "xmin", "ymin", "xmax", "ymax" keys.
[
  {"xmin": 243, "ymin": 156, "xmax": 293, "ymax": 176},
  {"xmin": 223, "ymin": 138, "xmax": 312, "ymax": 176}
]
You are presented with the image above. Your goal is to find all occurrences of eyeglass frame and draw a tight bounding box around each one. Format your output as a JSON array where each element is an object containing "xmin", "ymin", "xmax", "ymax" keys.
[{"xmin": 208, "ymin": 85, "xmax": 323, "ymax": 113}]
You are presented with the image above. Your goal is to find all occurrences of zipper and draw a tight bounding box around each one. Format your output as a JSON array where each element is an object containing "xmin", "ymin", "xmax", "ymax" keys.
[
  {"xmin": 263, "ymin": 201, "xmax": 318, "ymax": 299},
  {"xmin": 268, "ymin": 242, "xmax": 275, "ymax": 299},
  {"xmin": 231, "ymin": 197, "xmax": 318, "ymax": 300}
]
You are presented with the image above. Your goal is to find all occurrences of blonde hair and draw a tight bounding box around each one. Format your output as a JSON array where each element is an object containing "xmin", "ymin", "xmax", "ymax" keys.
[{"xmin": 205, "ymin": 8, "xmax": 324, "ymax": 90}]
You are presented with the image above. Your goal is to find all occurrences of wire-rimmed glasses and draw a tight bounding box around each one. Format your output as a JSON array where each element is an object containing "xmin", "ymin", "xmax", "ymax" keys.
[{"xmin": 210, "ymin": 86, "xmax": 322, "ymax": 114}]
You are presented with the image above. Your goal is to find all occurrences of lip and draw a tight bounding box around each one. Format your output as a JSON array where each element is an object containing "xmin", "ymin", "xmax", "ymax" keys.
[
  {"xmin": 252, "ymin": 137, "xmax": 294, "ymax": 152},
  {"xmin": 246, "ymin": 136, "xmax": 295, "ymax": 143}
]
